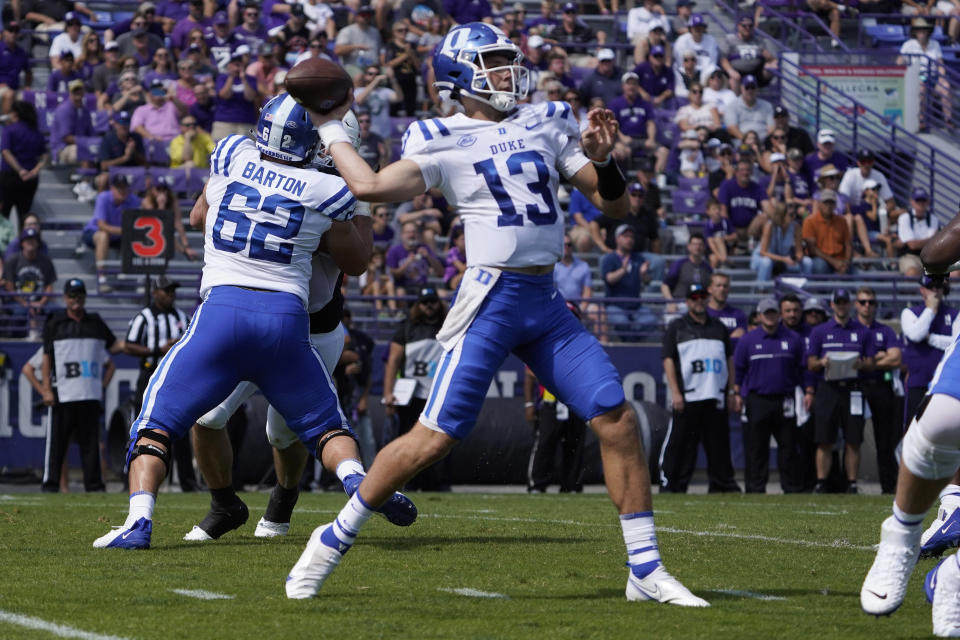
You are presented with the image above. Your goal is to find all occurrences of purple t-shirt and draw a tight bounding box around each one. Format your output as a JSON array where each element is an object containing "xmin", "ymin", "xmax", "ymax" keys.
[
  {"xmin": 213, "ymin": 73, "xmax": 259, "ymax": 124},
  {"xmin": 0, "ymin": 40, "xmax": 30, "ymax": 89},
  {"xmin": 50, "ymin": 100, "xmax": 92, "ymax": 157},
  {"xmin": 717, "ymin": 177, "xmax": 767, "ymax": 229},
  {"xmin": 189, "ymin": 99, "xmax": 215, "ymax": 132},
  {"xmin": 707, "ymin": 304, "xmax": 747, "ymax": 334},
  {"xmin": 789, "ymin": 169, "xmax": 812, "ymax": 200},
  {"xmin": 0, "ymin": 121, "xmax": 46, "ymax": 173},
  {"xmin": 171, "ymin": 16, "xmax": 213, "ymax": 52},
  {"xmin": 632, "ymin": 61, "xmax": 674, "ymax": 98},
  {"xmin": 84, "ymin": 191, "xmax": 142, "ymax": 234},
  {"xmin": 157, "ymin": 0, "xmax": 190, "ymax": 22},
  {"xmin": 704, "ymin": 216, "xmax": 733, "ymax": 239},
  {"xmin": 386, "ymin": 243, "xmax": 438, "ymax": 288},
  {"xmin": 759, "ymin": 174, "xmax": 789, "ymax": 203},
  {"xmin": 372, "ymin": 226, "xmax": 395, "ymax": 252},
  {"xmin": 205, "ymin": 31, "xmax": 242, "ymax": 71},
  {"xmin": 233, "ymin": 24, "xmax": 271, "ymax": 55},
  {"xmin": 443, "ymin": 246, "xmax": 465, "ymax": 283},
  {"xmin": 607, "ymin": 95, "xmax": 654, "ymax": 138},
  {"xmin": 141, "ymin": 70, "xmax": 176, "ymax": 88},
  {"xmin": 47, "ymin": 68, "xmax": 82, "ymax": 93},
  {"xmin": 803, "ymin": 151, "xmax": 848, "ymax": 182}
]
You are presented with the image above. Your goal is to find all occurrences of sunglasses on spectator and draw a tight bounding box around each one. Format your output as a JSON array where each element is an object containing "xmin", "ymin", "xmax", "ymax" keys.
[
  {"xmin": 358, "ymin": 118, "xmax": 371, "ymax": 123},
  {"xmin": 689, "ymin": 89, "xmax": 702, "ymax": 94},
  {"xmin": 245, "ymin": 10, "xmax": 259, "ymax": 16},
  {"xmin": 856, "ymin": 299, "xmax": 878, "ymax": 306},
  {"xmin": 374, "ymin": 212, "xmax": 388, "ymax": 218},
  {"xmin": 394, "ymin": 27, "xmax": 408, "ymax": 32},
  {"xmin": 771, "ymin": 135, "xmax": 784, "ymax": 140},
  {"xmin": 182, "ymin": 120, "xmax": 197, "ymax": 127}
]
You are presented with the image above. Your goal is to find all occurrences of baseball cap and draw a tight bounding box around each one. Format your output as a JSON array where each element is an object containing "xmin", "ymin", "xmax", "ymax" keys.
[
  {"xmin": 596, "ymin": 47, "xmax": 615, "ymax": 61},
  {"xmin": 105, "ymin": 41, "xmax": 119, "ymax": 51},
  {"xmin": 709, "ymin": 67, "xmax": 726, "ymax": 78},
  {"xmin": 912, "ymin": 16, "xmax": 934, "ymax": 30},
  {"xmin": 153, "ymin": 275, "xmax": 180, "ymax": 290},
  {"xmin": 3, "ymin": 21, "xmax": 20, "ymax": 32},
  {"xmin": 738, "ymin": 14, "xmax": 754, "ymax": 25},
  {"xmin": 561, "ymin": 1, "xmax": 577, "ymax": 12},
  {"xmin": 862, "ymin": 178, "xmax": 880, "ymax": 191},
  {"xmin": 291, "ymin": 3, "xmax": 306, "ymax": 16},
  {"xmin": 356, "ymin": 2, "xmax": 374, "ymax": 13},
  {"xmin": 230, "ymin": 48, "xmax": 247, "ymax": 60},
  {"xmin": 110, "ymin": 173, "xmax": 131, "ymax": 188},
  {"xmin": 132, "ymin": 27, "xmax": 148, "ymax": 37},
  {"xmin": 649, "ymin": 19, "xmax": 666, "ymax": 32},
  {"xmin": 817, "ymin": 128, "xmax": 836, "ymax": 144},
  {"xmin": 756, "ymin": 297, "xmax": 779, "ymax": 313},
  {"xmin": 687, "ymin": 283, "xmax": 708, "ymax": 299},
  {"xmin": 676, "ymin": 0, "xmax": 693, "ymax": 6},
  {"xmin": 688, "ymin": 13, "xmax": 706, "ymax": 27},
  {"xmin": 68, "ymin": 79, "xmax": 85, "ymax": 92},
  {"xmin": 803, "ymin": 297, "xmax": 825, "ymax": 313},
  {"xmin": 627, "ymin": 181, "xmax": 644, "ymax": 195},
  {"xmin": 912, "ymin": 187, "xmax": 930, "ymax": 201},
  {"xmin": 615, "ymin": 224, "xmax": 635, "ymax": 237},
  {"xmin": 742, "ymin": 74, "xmax": 758, "ymax": 88},
  {"xmin": 113, "ymin": 110, "xmax": 131, "ymax": 125},
  {"xmin": 817, "ymin": 164, "xmax": 839, "ymax": 179},
  {"xmin": 528, "ymin": 35, "xmax": 545, "ymax": 49},
  {"xmin": 214, "ymin": 10, "xmax": 229, "ymax": 24},
  {"xmin": 139, "ymin": 1, "xmax": 157, "ymax": 12},
  {"xmin": 187, "ymin": 43, "xmax": 202, "ymax": 53},
  {"xmin": 857, "ymin": 148, "xmax": 876, "ymax": 162},
  {"xmin": 20, "ymin": 227, "xmax": 40, "ymax": 243},
  {"xmin": 773, "ymin": 105, "xmax": 789, "ymax": 118},
  {"xmin": 59, "ymin": 50, "xmax": 74, "ymax": 60},
  {"xmin": 706, "ymin": 138, "xmax": 722, "ymax": 149},
  {"xmin": 234, "ymin": 44, "xmax": 251, "ymax": 57},
  {"xmin": 817, "ymin": 189, "xmax": 837, "ymax": 202},
  {"xmin": 64, "ymin": 278, "xmax": 87, "ymax": 296},
  {"xmin": 149, "ymin": 78, "xmax": 166, "ymax": 95},
  {"xmin": 650, "ymin": 44, "xmax": 665, "ymax": 57},
  {"xmin": 833, "ymin": 288, "xmax": 851, "ymax": 303},
  {"xmin": 418, "ymin": 286, "xmax": 439, "ymax": 302},
  {"xmin": 769, "ymin": 152, "xmax": 786, "ymax": 163},
  {"xmin": 621, "ymin": 71, "xmax": 639, "ymax": 83},
  {"xmin": 787, "ymin": 147, "xmax": 803, "ymax": 160},
  {"xmin": 65, "ymin": 11, "xmax": 81, "ymax": 23},
  {"xmin": 921, "ymin": 274, "xmax": 949, "ymax": 290}
]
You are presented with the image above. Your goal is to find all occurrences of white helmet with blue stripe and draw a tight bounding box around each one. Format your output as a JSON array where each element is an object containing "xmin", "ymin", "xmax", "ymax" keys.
[
  {"xmin": 255, "ymin": 93, "xmax": 319, "ymax": 163},
  {"xmin": 433, "ymin": 22, "xmax": 529, "ymax": 112}
]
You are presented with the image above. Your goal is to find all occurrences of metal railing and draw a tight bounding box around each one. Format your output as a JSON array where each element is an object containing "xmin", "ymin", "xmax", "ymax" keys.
[{"xmin": 775, "ymin": 54, "xmax": 960, "ymax": 225}]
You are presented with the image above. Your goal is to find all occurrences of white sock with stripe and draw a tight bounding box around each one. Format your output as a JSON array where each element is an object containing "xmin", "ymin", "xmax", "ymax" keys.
[
  {"xmin": 621, "ymin": 511, "xmax": 662, "ymax": 578},
  {"xmin": 335, "ymin": 459, "xmax": 364, "ymax": 482},
  {"xmin": 327, "ymin": 493, "xmax": 374, "ymax": 549}
]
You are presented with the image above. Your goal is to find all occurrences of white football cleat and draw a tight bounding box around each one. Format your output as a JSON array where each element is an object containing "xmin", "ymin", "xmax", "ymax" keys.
[
  {"xmin": 183, "ymin": 525, "xmax": 214, "ymax": 541},
  {"xmin": 286, "ymin": 523, "xmax": 348, "ymax": 599},
  {"xmin": 933, "ymin": 554, "xmax": 960, "ymax": 637},
  {"xmin": 861, "ymin": 516, "xmax": 922, "ymax": 616},
  {"xmin": 255, "ymin": 517, "xmax": 290, "ymax": 538},
  {"xmin": 626, "ymin": 565, "xmax": 710, "ymax": 607}
]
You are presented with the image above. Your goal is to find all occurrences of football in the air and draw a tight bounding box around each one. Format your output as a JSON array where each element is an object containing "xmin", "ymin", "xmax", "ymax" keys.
[{"xmin": 284, "ymin": 57, "xmax": 353, "ymax": 114}]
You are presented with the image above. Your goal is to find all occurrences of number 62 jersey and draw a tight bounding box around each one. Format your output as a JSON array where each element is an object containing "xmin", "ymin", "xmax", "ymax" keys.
[
  {"xmin": 201, "ymin": 135, "xmax": 357, "ymax": 305},
  {"xmin": 401, "ymin": 101, "xmax": 591, "ymax": 269}
]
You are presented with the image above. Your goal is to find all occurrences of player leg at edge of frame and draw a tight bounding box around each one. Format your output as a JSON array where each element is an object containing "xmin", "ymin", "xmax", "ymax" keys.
[
  {"xmin": 285, "ymin": 400, "xmax": 709, "ymax": 607},
  {"xmin": 921, "ymin": 468, "xmax": 960, "ymax": 558},
  {"xmin": 861, "ymin": 393, "xmax": 960, "ymax": 635}
]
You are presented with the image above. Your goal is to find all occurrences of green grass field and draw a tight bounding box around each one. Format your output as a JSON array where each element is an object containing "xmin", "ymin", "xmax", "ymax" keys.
[{"xmin": 0, "ymin": 490, "xmax": 946, "ymax": 639}]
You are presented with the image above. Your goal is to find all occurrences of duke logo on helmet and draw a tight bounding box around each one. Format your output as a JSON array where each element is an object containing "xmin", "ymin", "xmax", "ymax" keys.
[
  {"xmin": 256, "ymin": 93, "xmax": 319, "ymax": 163},
  {"xmin": 433, "ymin": 22, "xmax": 530, "ymax": 112}
]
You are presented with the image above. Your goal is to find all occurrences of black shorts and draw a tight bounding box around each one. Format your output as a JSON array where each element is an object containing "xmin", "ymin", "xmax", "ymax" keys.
[{"xmin": 812, "ymin": 381, "xmax": 865, "ymax": 445}]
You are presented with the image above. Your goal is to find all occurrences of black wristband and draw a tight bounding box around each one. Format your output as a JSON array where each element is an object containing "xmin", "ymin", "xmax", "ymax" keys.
[{"xmin": 594, "ymin": 156, "xmax": 626, "ymax": 201}]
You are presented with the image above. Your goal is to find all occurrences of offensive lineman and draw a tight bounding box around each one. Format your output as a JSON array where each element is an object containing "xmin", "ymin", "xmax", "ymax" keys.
[
  {"xmin": 93, "ymin": 93, "xmax": 375, "ymax": 550},
  {"xmin": 183, "ymin": 113, "xmax": 416, "ymax": 542},
  {"xmin": 285, "ymin": 23, "xmax": 709, "ymax": 606},
  {"xmin": 861, "ymin": 210, "xmax": 960, "ymax": 636}
]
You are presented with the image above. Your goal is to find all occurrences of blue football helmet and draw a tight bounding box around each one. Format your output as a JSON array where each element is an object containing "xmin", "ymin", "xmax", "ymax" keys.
[
  {"xmin": 255, "ymin": 93, "xmax": 319, "ymax": 163},
  {"xmin": 433, "ymin": 22, "xmax": 529, "ymax": 112}
]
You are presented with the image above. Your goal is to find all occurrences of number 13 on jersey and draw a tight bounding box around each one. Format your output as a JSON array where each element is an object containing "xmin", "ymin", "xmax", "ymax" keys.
[{"xmin": 473, "ymin": 150, "xmax": 559, "ymax": 228}]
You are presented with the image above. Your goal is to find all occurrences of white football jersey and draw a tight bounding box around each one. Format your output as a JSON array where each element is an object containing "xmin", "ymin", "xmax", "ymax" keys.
[
  {"xmin": 401, "ymin": 101, "xmax": 591, "ymax": 269},
  {"xmin": 202, "ymin": 135, "xmax": 356, "ymax": 305}
]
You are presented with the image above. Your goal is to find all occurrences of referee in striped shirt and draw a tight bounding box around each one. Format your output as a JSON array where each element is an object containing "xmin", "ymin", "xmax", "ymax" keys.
[{"xmin": 124, "ymin": 275, "xmax": 197, "ymax": 490}]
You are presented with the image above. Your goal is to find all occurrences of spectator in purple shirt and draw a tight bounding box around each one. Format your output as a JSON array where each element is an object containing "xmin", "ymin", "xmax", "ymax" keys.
[
  {"xmin": 371, "ymin": 204, "xmax": 396, "ymax": 251},
  {"xmin": 442, "ymin": 225, "xmax": 467, "ymax": 291},
  {"xmin": 803, "ymin": 128, "xmax": 848, "ymax": 184},
  {"xmin": 632, "ymin": 43, "xmax": 673, "ymax": 108},
  {"xmin": 47, "ymin": 51, "xmax": 83, "ymax": 93},
  {"xmin": 609, "ymin": 72, "xmax": 667, "ymax": 173},
  {"xmin": 0, "ymin": 102, "xmax": 48, "ymax": 227},
  {"xmin": 171, "ymin": 0, "xmax": 213, "ymax": 55},
  {"xmin": 717, "ymin": 157, "xmax": 769, "ymax": 244},
  {"xmin": 212, "ymin": 50, "xmax": 259, "ymax": 139},
  {"xmin": 188, "ymin": 82, "xmax": 215, "ymax": 132},
  {"xmin": 83, "ymin": 174, "xmax": 141, "ymax": 291},
  {"xmin": 386, "ymin": 222, "xmax": 444, "ymax": 294},
  {"xmin": 206, "ymin": 11, "xmax": 242, "ymax": 71},
  {"xmin": 449, "ymin": 0, "xmax": 493, "ymax": 25},
  {"xmin": 527, "ymin": 0, "xmax": 560, "ymax": 34},
  {"xmin": 233, "ymin": 1, "xmax": 271, "ymax": 54},
  {"xmin": 51, "ymin": 79, "xmax": 93, "ymax": 164},
  {"xmin": 0, "ymin": 22, "xmax": 31, "ymax": 114},
  {"xmin": 156, "ymin": 0, "xmax": 191, "ymax": 30}
]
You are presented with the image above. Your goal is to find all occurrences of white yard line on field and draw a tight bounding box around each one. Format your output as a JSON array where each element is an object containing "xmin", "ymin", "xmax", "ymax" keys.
[
  {"xmin": 439, "ymin": 587, "xmax": 509, "ymax": 599},
  {"xmin": 712, "ymin": 589, "xmax": 786, "ymax": 601},
  {"xmin": 0, "ymin": 609, "xmax": 132, "ymax": 640},
  {"xmin": 170, "ymin": 589, "xmax": 234, "ymax": 600}
]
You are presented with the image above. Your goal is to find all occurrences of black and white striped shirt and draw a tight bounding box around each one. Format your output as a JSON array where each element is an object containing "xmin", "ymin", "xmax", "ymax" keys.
[{"xmin": 126, "ymin": 304, "xmax": 190, "ymax": 369}]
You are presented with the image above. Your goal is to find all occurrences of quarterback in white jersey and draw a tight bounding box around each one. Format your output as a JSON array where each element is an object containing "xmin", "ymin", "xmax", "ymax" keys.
[
  {"xmin": 92, "ymin": 94, "xmax": 416, "ymax": 551},
  {"xmin": 283, "ymin": 23, "xmax": 709, "ymax": 608}
]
